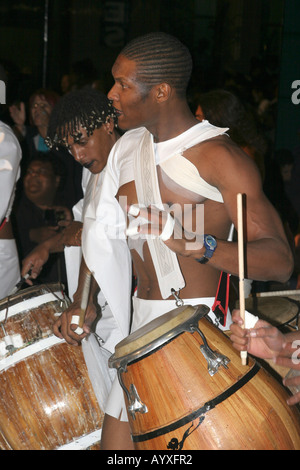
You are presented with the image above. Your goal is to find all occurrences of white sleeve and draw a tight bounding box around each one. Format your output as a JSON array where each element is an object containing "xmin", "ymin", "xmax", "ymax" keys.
[{"xmin": 0, "ymin": 122, "xmax": 22, "ymax": 222}]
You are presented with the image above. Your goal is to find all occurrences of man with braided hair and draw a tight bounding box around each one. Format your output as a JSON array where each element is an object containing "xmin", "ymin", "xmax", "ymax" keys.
[
  {"xmin": 89, "ymin": 32, "xmax": 293, "ymax": 449},
  {"xmin": 21, "ymin": 89, "xmax": 132, "ymax": 420}
]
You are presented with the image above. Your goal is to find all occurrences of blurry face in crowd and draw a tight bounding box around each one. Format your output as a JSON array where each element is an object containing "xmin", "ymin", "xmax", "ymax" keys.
[
  {"xmin": 24, "ymin": 160, "xmax": 60, "ymax": 207},
  {"xmin": 30, "ymin": 95, "xmax": 53, "ymax": 128},
  {"xmin": 66, "ymin": 125, "xmax": 112, "ymax": 174}
]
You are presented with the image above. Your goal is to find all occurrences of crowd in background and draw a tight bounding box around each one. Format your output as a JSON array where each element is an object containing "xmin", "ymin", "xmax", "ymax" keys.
[{"xmin": 1, "ymin": 50, "xmax": 300, "ymax": 298}]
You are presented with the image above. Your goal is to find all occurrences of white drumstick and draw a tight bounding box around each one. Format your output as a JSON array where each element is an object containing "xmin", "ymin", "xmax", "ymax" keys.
[{"xmin": 237, "ymin": 193, "xmax": 247, "ymax": 365}]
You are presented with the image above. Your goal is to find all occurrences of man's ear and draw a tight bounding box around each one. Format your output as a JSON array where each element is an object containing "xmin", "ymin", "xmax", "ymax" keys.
[{"xmin": 155, "ymin": 83, "xmax": 171, "ymax": 103}]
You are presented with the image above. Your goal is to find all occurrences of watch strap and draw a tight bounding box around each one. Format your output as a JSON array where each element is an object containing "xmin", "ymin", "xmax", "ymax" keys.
[
  {"xmin": 196, "ymin": 255, "xmax": 209, "ymax": 264},
  {"xmin": 196, "ymin": 234, "xmax": 217, "ymax": 264}
]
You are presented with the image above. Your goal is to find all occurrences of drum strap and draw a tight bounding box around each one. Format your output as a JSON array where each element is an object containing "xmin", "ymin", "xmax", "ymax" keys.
[
  {"xmin": 211, "ymin": 272, "xmax": 230, "ymax": 327},
  {"xmin": 211, "ymin": 224, "xmax": 234, "ymax": 326},
  {"xmin": 134, "ymin": 129, "xmax": 185, "ymax": 299},
  {"xmin": 131, "ymin": 361, "xmax": 260, "ymax": 444},
  {"xmin": 0, "ymin": 217, "xmax": 7, "ymax": 231}
]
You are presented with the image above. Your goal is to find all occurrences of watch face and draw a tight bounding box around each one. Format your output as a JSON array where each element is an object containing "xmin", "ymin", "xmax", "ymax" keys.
[{"xmin": 205, "ymin": 235, "xmax": 217, "ymax": 250}]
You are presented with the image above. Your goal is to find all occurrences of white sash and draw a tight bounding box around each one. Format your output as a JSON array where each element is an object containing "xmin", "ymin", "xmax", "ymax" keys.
[{"xmin": 134, "ymin": 130, "xmax": 185, "ymax": 299}]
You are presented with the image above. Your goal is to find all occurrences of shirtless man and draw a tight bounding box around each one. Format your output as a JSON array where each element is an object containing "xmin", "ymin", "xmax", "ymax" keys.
[{"xmin": 98, "ymin": 32, "xmax": 293, "ymax": 450}]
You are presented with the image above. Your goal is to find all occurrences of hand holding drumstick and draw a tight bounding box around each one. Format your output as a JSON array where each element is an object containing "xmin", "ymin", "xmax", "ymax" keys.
[
  {"xmin": 53, "ymin": 259, "xmax": 98, "ymax": 345},
  {"xmin": 71, "ymin": 269, "xmax": 92, "ymax": 335}
]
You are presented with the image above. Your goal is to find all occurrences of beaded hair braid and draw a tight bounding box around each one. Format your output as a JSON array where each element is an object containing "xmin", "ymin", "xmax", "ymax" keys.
[
  {"xmin": 120, "ymin": 32, "xmax": 193, "ymax": 97},
  {"xmin": 45, "ymin": 89, "xmax": 117, "ymax": 150}
]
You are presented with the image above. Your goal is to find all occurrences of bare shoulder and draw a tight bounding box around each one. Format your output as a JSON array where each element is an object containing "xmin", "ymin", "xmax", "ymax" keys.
[
  {"xmin": 184, "ymin": 135, "xmax": 286, "ymax": 244},
  {"xmin": 184, "ymin": 134, "xmax": 262, "ymax": 194}
]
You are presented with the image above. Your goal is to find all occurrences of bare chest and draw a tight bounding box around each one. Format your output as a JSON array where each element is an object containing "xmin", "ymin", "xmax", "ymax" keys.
[
  {"xmin": 117, "ymin": 167, "xmax": 230, "ymax": 243},
  {"xmin": 117, "ymin": 166, "xmax": 205, "ymax": 208}
]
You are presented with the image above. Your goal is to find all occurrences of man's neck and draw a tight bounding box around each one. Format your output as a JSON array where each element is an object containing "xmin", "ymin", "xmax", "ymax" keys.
[
  {"xmin": 28, "ymin": 197, "xmax": 54, "ymax": 210},
  {"xmin": 37, "ymin": 125, "xmax": 47, "ymax": 139},
  {"xmin": 147, "ymin": 105, "xmax": 198, "ymax": 143}
]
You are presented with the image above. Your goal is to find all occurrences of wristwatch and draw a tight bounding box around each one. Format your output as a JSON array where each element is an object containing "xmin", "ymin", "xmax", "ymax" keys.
[{"xmin": 196, "ymin": 234, "xmax": 217, "ymax": 264}]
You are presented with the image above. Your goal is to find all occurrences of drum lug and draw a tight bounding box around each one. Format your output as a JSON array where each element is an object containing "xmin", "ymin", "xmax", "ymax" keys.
[
  {"xmin": 117, "ymin": 367, "xmax": 148, "ymax": 420},
  {"xmin": 60, "ymin": 298, "xmax": 69, "ymax": 310},
  {"xmin": 190, "ymin": 325, "xmax": 230, "ymax": 376},
  {"xmin": 127, "ymin": 384, "xmax": 148, "ymax": 420},
  {"xmin": 200, "ymin": 344, "xmax": 230, "ymax": 376}
]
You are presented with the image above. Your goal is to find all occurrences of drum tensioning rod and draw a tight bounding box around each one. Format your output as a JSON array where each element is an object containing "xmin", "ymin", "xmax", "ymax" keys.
[{"xmin": 1, "ymin": 323, "xmax": 16, "ymax": 354}]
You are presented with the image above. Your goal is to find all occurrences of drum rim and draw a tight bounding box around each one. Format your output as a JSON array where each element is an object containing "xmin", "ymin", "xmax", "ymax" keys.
[
  {"xmin": 0, "ymin": 282, "xmax": 69, "ymax": 326},
  {"xmin": 243, "ymin": 296, "xmax": 300, "ymax": 326},
  {"xmin": 0, "ymin": 282, "xmax": 66, "ymax": 309},
  {"xmin": 109, "ymin": 304, "xmax": 210, "ymax": 370}
]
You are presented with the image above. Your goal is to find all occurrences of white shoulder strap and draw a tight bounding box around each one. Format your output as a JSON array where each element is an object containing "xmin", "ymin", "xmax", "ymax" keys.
[{"xmin": 134, "ymin": 130, "xmax": 185, "ymax": 299}]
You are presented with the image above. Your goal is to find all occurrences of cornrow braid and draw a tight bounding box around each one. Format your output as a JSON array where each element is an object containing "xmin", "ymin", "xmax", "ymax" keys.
[
  {"xmin": 45, "ymin": 89, "xmax": 117, "ymax": 150},
  {"xmin": 120, "ymin": 32, "xmax": 193, "ymax": 97}
]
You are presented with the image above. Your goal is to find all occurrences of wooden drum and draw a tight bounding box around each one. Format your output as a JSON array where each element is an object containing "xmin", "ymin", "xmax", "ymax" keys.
[
  {"xmin": 0, "ymin": 283, "xmax": 104, "ymax": 450},
  {"xmin": 109, "ymin": 304, "xmax": 300, "ymax": 450},
  {"xmin": 242, "ymin": 295, "xmax": 300, "ymax": 331}
]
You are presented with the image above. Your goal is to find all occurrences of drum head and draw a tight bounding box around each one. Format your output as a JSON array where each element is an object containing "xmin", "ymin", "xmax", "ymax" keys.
[
  {"xmin": 109, "ymin": 304, "xmax": 209, "ymax": 369},
  {"xmin": 242, "ymin": 296, "xmax": 299, "ymax": 326},
  {"xmin": 0, "ymin": 283, "xmax": 67, "ymax": 323}
]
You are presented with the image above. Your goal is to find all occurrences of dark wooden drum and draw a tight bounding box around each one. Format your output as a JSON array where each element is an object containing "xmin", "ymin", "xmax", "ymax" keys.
[
  {"xmin": 109, "ymin": 304, "xmax": 300, "ymax": 450},
  {"xmin": 0, "ymin": 283, "xmax": 104, "ymax": 450}
]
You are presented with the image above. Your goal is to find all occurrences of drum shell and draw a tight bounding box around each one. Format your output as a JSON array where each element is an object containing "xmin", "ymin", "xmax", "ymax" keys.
[
  {"xmin": 118, "ymin": 316, "xmax": 300, "ymax": 450},
  {"xmin": 0, "ymin": 284, "xmax": 104, "ymax": 450}
]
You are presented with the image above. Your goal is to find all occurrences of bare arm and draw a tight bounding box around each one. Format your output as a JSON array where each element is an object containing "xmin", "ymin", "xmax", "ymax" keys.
[
  {"xmin": 158, "ymin": 138, "xmax": 293, "ymax": 283},
  {"xmin": 22, "ymin": 230, "xmax": 65, "ymax": 282},
  {"xmin": 22, "ymin": 221, "xmax": 83, "ymax": 281},
  {"xmin": 9, "ymin": 102, "xmax": 26, "ymax": 139},
  {"xmin": 205, "ymin": 140, "xmax": 293, "ymax": 282}
]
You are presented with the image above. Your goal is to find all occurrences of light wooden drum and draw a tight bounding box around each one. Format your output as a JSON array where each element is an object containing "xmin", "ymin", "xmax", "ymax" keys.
[
  {"xmin": 0, "ymin": 283, "xmax": 104, "ymax": 450},
  {"xmin": 109, "ymin": 304, "xmax": 300, "ymax": 450}
]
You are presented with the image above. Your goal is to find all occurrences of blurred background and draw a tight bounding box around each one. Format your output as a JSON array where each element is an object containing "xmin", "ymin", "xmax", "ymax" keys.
[
  {"xmin": 0, "ymin": 0, "xmax": 299, "ymax": 186},
  {"xmin": 1, "ymin": 0, "xmax": 300, "ymax": 291},
  {"xmin": 0, "ymin": 0, "xmax": 299, "ymax": 149}
]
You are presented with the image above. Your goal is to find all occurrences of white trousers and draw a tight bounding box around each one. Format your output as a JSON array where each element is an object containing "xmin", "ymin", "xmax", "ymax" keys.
[
  {"xmin": 81, "ymin": 289, "xmax": 125, "ymax": 411},
  {"xmin": 0, "ymin": 239, "xmax": 20, "ymax": 300}
]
